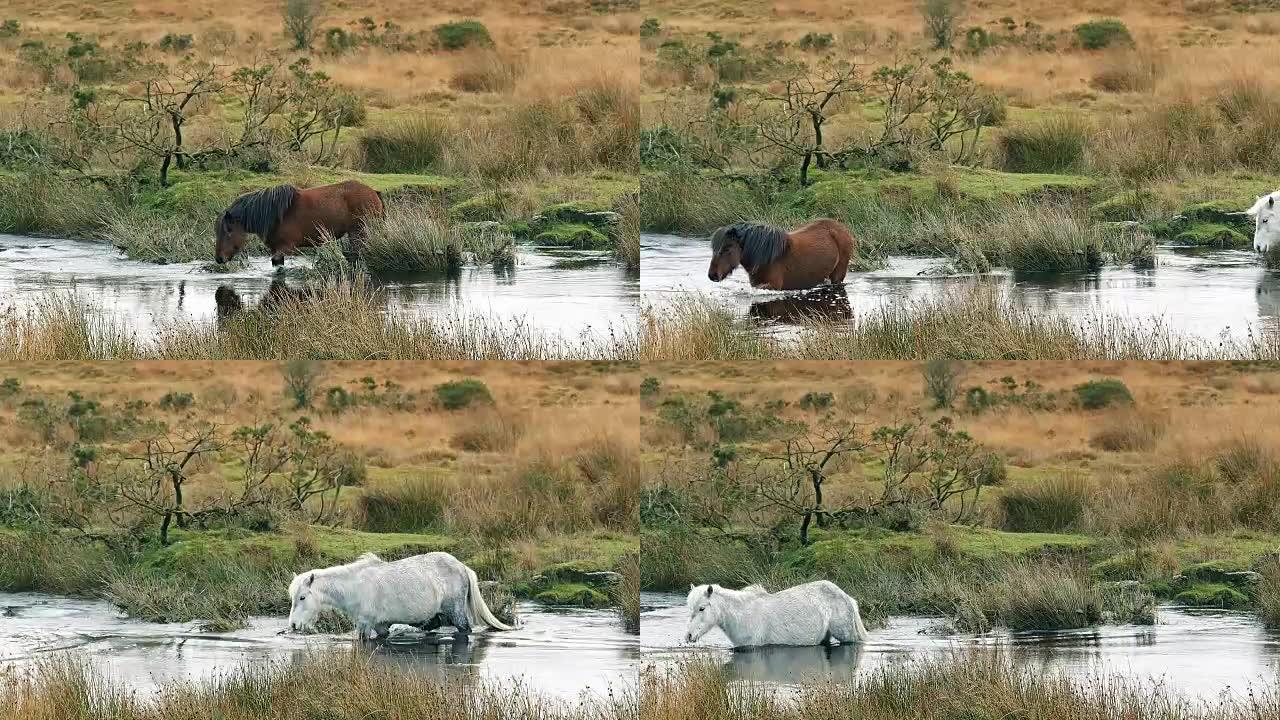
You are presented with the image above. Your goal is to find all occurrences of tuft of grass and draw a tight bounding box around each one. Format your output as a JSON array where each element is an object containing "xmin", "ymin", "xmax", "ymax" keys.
[
  {"xmin": 358, "ymin": 116, "xmax": 449, "ymax": 173},
  {"xmin": 998, "ymin": 476, "xmax": 1089, "ymax": 533},
  {"xmin": 359, "ymin": 203, "xmax": 513, "ymax": 272},
  {"xmin": 614, "ymin": 551, "xmax": 639, "ymax": 632},
  {"xmin": 613, "ymin": 192, "xmax": 639, "ymax": 271},
  {"xmin": 352, "ymin": 477, "xmax": 448, "ymax": 533},
  {"xmin": 1090, "ymin": 408, "xmax": 1167, "ymax": 451},
  {"xmin": 993, "ymin": 116, "xmax": 1091, "ymax": 173}
]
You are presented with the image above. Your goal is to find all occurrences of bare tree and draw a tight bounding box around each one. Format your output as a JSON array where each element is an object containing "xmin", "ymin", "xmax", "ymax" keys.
[
  {"xmin": 748, "ymin": 59, "xmax": 864, "ymax": 186},
  {"xmin": 872, "ymin": 415, "xmax": 990, "ymax": 523},
  {"xmin": 921, "ymin": 0, "xmax": 965, "ymax": 50},
  {"xmin": 109, "ymin": 59, "xmax": 226, "ymax": 185}
]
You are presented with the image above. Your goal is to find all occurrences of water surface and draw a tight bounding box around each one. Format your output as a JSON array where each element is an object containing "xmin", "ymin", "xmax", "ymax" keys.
[
  {"xmin": 642, "ymin": 592, "xmax": 1280, "ymax": 702},
  {"xmin": 643, "ymin": 234, "xmax": 1280, "ymax": 342},
  {"xmin": 0, "ymin": 592, "xmax": 637, "ymax": 699},
  {"xmin": 0, "ymin": 234, "xmax": 638, "ymax": 340}
]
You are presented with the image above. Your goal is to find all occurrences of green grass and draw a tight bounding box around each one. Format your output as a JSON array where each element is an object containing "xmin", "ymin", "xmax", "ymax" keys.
[{"xmin": 359, "ymin": 202, "xmax": 514, "ymax": 271}]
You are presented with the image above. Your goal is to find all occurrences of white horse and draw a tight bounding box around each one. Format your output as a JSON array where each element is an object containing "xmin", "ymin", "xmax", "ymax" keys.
[
  {"xmin": 684, "ymin": 581, "xmax": 869, "ymax": 648},
  {"xmin": 287, "ymin": 551, "xmax": 514, "ymax": 639},
  {"xmin": 1243, "ymin": 191, "xmax": 1280, "ymax": 252}
]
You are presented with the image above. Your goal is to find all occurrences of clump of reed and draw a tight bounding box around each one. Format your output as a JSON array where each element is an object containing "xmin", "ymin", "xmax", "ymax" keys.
[
  {"xmin": 641, "ymin": 653, "xmax": 1278, "ymax": 720},
  {"xmin": 358, "ymin": 202, "xmax": 513, "ymax": 272},
  {"xmin": 357, "ymin": 115, "xmax": 449, "ymax": 173},
  {"xmin": 641, "ymin": 289, "xmax": 1278, "ymax": 361},
  {"xmin": 0, "ymin": 281, "xmax": 639, "ymax": 361},
  {"xmin": 1, "ymin": 650, "xmax": 635, "ymax": 719}
]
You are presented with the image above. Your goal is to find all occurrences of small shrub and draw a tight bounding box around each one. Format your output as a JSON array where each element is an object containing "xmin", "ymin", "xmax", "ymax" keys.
[
  {"xmin": 435, "ymin": 379, "xmax": 493, "ymax": 410},
  {"xmin": 282, "ymin": 359, "xmax": 321, "ymax": 409},
  {"xmin": 283, "ymin": 0, "xmax": 325, "ymax": 50},
  {"xmin": 1074, "ymin": 378, "xmax": 1134, "ymax": 409},
  {"xmin": 434, "ymin": 20, "xmax": 492, "ymax": 50},
  {"xmin": 640, "ymin": 376, "xmax": 660, "ymax": 398},
  {"xmin": 450, "ymin": 409, "xmax": 523, "ymax": 451},
  {"xmin": 799, "ymin": 391, "xmax": 833, "ymax": 411},
  {"xmin": 921, "ymin": 0, "xmax": 965, "ymax": 50},
  {"xmin": 999, "ymin": 475, "xmax": 1088, "ymax": 532},
  {"xmin": 158, "ymin": 33, "xmax": 193, "ymax": 52},
  {"xmin": 640, "ymin": 17, "xmax": 661, "ymax": 38},
  {"xmin": 797, "ymin": 32, "xmax": 834, "ymax": 52},
  {"xmin": 158, "ymin": 392, "xmax": 194, "ymax": 411},
  {"xmin": 1074, "ymin": 19, "xmax": 1133, "ymax": 50},
  {"xmin": 922, "ymin": 358, "xmax": 964, "ymax": 408}
]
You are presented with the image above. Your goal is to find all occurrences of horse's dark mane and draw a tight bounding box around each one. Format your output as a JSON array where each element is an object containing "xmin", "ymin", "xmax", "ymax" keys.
[
  {"xmin": 224, "ymin": 184, "xmax": 299, "ymax": 237},
  {"xmin": 711, "ymin": 222, "xmax": 789, "ymax": 272}
]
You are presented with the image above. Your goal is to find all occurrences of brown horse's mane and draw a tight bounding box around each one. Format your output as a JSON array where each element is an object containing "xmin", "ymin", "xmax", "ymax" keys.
[
  {"xmin": 711, "ymin": 222, "xmax": 789, "ymax": 273},
  {"xmin": 222, "ymin": 184, "xmax": 299, "ymax": 237}
]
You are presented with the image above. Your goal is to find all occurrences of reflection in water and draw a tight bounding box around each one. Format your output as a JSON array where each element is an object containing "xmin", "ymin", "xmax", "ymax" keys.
[
  {"xmin": 0, "ymin": 592, "xmax": 637, "ymax": 699},
  {"xmin": 726, "ymin": 643, "xmax": 864, "ymax": 684},
  {"xmin": 0, "ymin": 234, "xmax": 637, "ymax": 340},
  {"xmin": 643, "ymin": 234, "xmax": 1280, "ymax": 343},
  {"xmin": 749, "ymin": 285, "xmax": 853, "ymax": 324},
  {"xmin": 641, "ymin": 592, "xmax": 1280, "ymax": 701}
]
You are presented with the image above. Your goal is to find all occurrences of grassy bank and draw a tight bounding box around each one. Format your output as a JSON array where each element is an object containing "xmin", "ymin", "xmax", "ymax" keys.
[
  {"xmin": 0, "ymin": 280, "xmax": 638, "ymax": 360},
  {"xmin": 640, "ymin": 290, "xmax": 1277, "ymax": 361},
  {"xmin": 640, "ymin": 361, "xmax": 1280, "ymax": 631},
  {"xmin": 642, "ymin": 654, "xmax": 1278, "ymax": 720},
  {"xmin": 0, "ymin": 361, "xmax": 640, "ymax": 628},
  {"xmin": 0, "ymin": 650, "xmax": 636, "ymax": 720}
]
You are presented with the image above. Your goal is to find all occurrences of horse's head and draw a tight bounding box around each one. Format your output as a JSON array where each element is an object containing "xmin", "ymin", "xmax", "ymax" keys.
[
  {"xmin": 1245, "ymin": 192, "xmax": 1280, "ymax": 252},
  {"xmin": 707, "ymin": 225, "xmax": 744, "ymax": 282},
  {"xmin": 214, "ymin": 211, "xmax": 248, "ymax": 264},
  {"xmin": 287, "ymin": 571, "xmax": 325, "ymax": 633},
  {"xmin": 685, "ymin": 583, "xmax": 723, "ymax": 643}
]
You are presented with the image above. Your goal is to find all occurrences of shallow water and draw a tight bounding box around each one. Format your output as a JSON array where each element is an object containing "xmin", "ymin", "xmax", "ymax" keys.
[
  {"xmin": 0, "ymin": 592, "xmax": 637, "ymax": 699},
  {"xmin": 0, "ymin": 234, "xmax": 638, "ymax": 340},
  {"xmin": 643, "ymin": 234, "xmax": 1280, "ymax": 342},
  {"xmin": 641, "ymin": 592, "xmax": 1280, "ymax": 702}
]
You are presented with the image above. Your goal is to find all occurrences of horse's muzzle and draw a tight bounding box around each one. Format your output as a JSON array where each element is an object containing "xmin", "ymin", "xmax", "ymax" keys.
[
  {"xmin": 215, "ymin": 256, "xmax": 227, "ymax": 265},
  {"xmin": 708, "ymin": 270, "xmax": 720, "ymax": 282}
]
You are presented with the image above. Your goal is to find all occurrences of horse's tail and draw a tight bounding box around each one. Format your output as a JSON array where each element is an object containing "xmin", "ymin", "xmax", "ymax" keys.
[
  {"xmin": 850, "ymin": 597, "xmax": 870, "ymax": 642},
  {"xmin": 465, "ymin": 566, "xmax": 515, "ymax": 631}
]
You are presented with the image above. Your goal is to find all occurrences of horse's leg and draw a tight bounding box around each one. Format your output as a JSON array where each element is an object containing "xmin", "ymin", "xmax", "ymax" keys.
[
  {"xmin": 828, "ymin": 238, "xmax": 850, "ymax": 284},
  {"xmin": 448, "ymin": 599, "xmax": 472, "ymax": 640}
]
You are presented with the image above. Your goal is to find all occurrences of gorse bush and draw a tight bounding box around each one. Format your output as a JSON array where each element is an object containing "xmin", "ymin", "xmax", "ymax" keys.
[
  {"xmin": 1074, "ymin": 378, "xmax": 1134, "ymax": 409},
  {"xmin": 435, "ymin": 379, "xmax": 493, "ymax": 410},
  {"xmin": 434, "ymin": 20, "xmax": 492, "ymax": 50},
  {"xmin": 1074, "ymin": 19, "xmax": 1133, "ymax": 50}
]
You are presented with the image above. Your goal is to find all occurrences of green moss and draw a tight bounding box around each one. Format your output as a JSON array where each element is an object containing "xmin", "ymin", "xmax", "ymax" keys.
[
  {"xmin": 1181, "ymin": 560, "xmax": 1252, "ymax": 585},
  {"xmin": 1175, "ymin": 223, "xmax": 1249, "ymax": 247},
  {"xmin": 1174, "ymin": 582, "xmax": 1249, "ymax": 608},
  {"xmin": 534, "ymin": 583, "xmax": 610, "ymax": 607},
  {"xmin": 533, "ymin": 223, "xmax": 610, "ymax": 249},
  {"xmin": 450, "ymin": 191, "xmax": 512, "ymax": 222}
]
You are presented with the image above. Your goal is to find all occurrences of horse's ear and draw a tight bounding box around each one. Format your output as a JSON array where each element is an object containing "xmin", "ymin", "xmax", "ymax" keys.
[
  {"xmin": 1269, "ymin": 196, "xmax": 1274, "ymax": 209},
  {"xmin": 706, "ymin": 586, "xmax": 713, "ymax": 597},
  {"xmin": 305, "ymin": 573, "xmax": 314, "ymax": 587},
  {"xmin": 689, "ymin": 583, "xmax": 696, "ymax": 591}
]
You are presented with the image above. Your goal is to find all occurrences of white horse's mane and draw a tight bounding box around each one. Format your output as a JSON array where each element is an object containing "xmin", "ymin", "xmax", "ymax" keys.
[
  {"xmin": 741, "ymin": 584, "xmax": 770, "ymax": 595},
  {"xmin": 1245, "ymin": 192, "xmax": 1280, "ymax": 216}
]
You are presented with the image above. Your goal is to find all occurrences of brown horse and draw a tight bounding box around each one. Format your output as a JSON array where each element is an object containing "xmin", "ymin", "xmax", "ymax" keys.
[
  {"xmin": 214, "ymin": 180, "xmax": 383, "ymax": 267},
  {"xmin": 707, "ymin": 219, "xmax": 856, "ymax": 291}
]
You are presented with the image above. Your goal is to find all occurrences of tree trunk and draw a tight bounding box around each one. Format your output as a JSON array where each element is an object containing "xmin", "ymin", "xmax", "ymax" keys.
[
  {"xmin": 159, "ymin": 152, "xmax": 172, "ymax": 187},
  {"xmin": 172, "ymin": 114, "xmax": 186, "ymax": 170},
  {"xmin": 811, "ymin": 469, "xmax": 828, "ymax": 528},
  {"xmin": 171, "ymin": 471, "xmax": 188, "ymax": 528},
  {"xmin": 160, "ymin": 511, "xmax": 172, "ymax": 545},
  {"xmin": 799, "ymin": 152, "xmax": 812, "ymax": 186},
  {"xmin": 799, "ymin": 510, "xmax": 812, "ymax": 546},
  {"xmin": 811, "ymin": 112, "xmax": 828, "ymax": 169}
]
